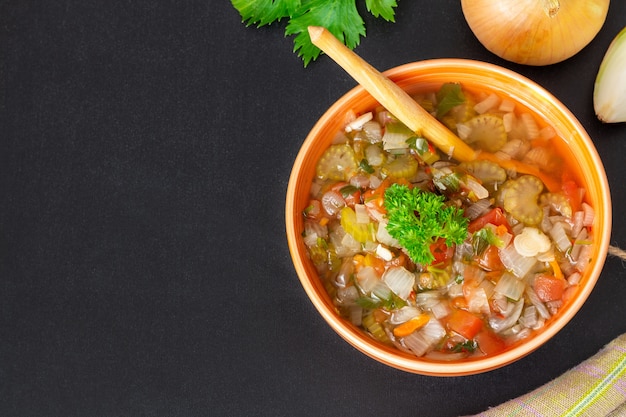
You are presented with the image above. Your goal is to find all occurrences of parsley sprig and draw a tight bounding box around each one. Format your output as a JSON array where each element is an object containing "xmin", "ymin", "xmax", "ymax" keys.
[
  {"xmin": 231, "ymin": 0, "xmax": 399, "ymax": 66},
  {"xmin": 384, "ymin": 184, "xmax": 469, "ymax": 265}
]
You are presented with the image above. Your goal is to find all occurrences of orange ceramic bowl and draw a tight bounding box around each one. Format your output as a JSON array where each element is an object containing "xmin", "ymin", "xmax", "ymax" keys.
[{"xmin": 285, "ymin": 59, "xmax": 611, "ymax": 376}]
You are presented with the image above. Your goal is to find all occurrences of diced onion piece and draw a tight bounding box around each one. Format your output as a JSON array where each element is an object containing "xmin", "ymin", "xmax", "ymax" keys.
[
  {"xmin": 502, "ymin": 112, "xmax": 515, "ymax": 132},
  {"xmin": 415, "ymin": 290, "xmax": 443, "ymax": 310},
  {"xmin": 539, "ymin": 126, "xmax": 556, "ymax": 140},
  {"xmin": 523, "ymin": 147, "xmax": 551, "ymax": 170},
  {"xmin": 498, "ymin": 99, "xmax": 516, "ymax": 112},
  {"xmin": 321, "ymin": 190, "xmax": 346, "ymax": 216},
  {"xmin": 549, "ymin": 222, "xmax": 572, "ymax": 253},
  {"xmin": 375, "ymin": 244, "xmax": 393, "ymax": 261},
  {"xmin": 345, "ymin": 112, "xmax": 373, "ymax": 132},
  {"xmin": 582, "ymin": 202, "xmax": 595, "ymax": 226},
  {"xmin": 371, "ymin": 281, "xmax": 392, "ymax": 300},
  {"xmin": 340, "ymin": 231, "xmax": 361, "ymax": 253},
  {"xmin": 464, "ymin": 198, "xmax": 492, "ymax": 220},
  {"xmin": 570, "ymin": 228, "xmax": 588, "ymax": 261},
  {"xmin": 382, "ymin": 267, "xmax": 415, "ymax": 300},
  {"xmin": 361, "ymin": 120, "xmax": 383, "ymax": 143},
  {"xmin": 466, "ymin": 287, "xmax": 490, "ymax": 314},
  {"xmin": 474, "ymin": 93, "xmax": 500, "ymax": 114},
  {"xmin": 402, "ymin": 318, "xmax": 446, "ymax": 356},
  {"xmin": 334, "ymin": 258, "xmax": 354, "ymax": 288},
  {"xmin": 489, "ymin": 299, "xmax": 524, "ymax": 333},
  {"xmin": 354, "ymin": 204, "xmax": 369, "ymax": 224},
  {"xmin": 376, "ymin": 222, "xmax": 400, "ymax": 248},
  {"xmin": 447, "ymin": 283, "xmax": 464, "ymax": 299},
  {"xmin": 336, "ymin": 286, "xmax": 359, "ymax": 306},
  {"xmin": 575, "ymin": 244, "xmax": 593, "ymax": 273},
  {"xmin": 499, "ymin": 244, "xmax": 537, "ymax": 278},
  {"xmin": 431, "ymin": 301, "xmax": 451, "ymax": 319},
  {"xmin": 356, "ymin": 266, "xmax": 380, "ymax": 292},
  {"xmin": 571, "ymin": 211, "xmax": 584, "ymax": 238},
  {"xmin": 493, "ymin": 272, "xmax": 525, "ymax": 301},
  {"xmin": 520, "ymin": 113, "xmax": 539, "ymax": 139},
  {"xmin": 350, "ymin": 175, "xmax": 370, "ymax": 189},
  {"xmin": 526, "ymin": 286, "xmax": 551, "ymax": 319},
  {"xmin": 365, "ymin": 144, "xmax": 385, "ymax": 167},
  {"xmin": 390, "ymin": 306, "xmax": 422, "ymax": 325},
  {"xmin": 499, "ymin": 138, "xmax": 528, "ymax": 160},
  {"xmin": 456, "ymin": 122, "xmax": 471, "ymax": 140},
  {"xmin": 519, "ymin": 305, "xmax": 538, "ymax": 329},
  {"xmin": 464, "ymin": 176, "xmax": 489, "ymax": 200},
  {"xmin": 348, "ymin": 306, "xmax": 363, "ymax": 326},
  {"xmin": 514, "ymin": 227, "xmax": 551, "ymax": 257},
  {"xmin": 567, "ymin": 272, "xmax": 582, "ymax": 285},
  {"xmin": 369, "ymin": 174, "xmax": 382, "ymax": 189}
]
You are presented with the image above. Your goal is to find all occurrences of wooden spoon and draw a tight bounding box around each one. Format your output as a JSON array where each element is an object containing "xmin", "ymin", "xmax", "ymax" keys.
[{"xmin": 308, "ymin": 26, "xmax": 559, "ymax": 192}]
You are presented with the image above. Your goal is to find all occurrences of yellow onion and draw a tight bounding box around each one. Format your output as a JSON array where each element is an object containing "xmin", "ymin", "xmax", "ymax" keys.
[
  {"xmin": 461, "ymin": 0, "xmax": 610, "ymax": 66},
  {"xmin": 594, "ymin": 27, "xmax": 626, "ymax": 123}
]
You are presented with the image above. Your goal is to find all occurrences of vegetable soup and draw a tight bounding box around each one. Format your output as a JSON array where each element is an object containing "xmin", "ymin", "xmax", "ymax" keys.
[{"xmin": 301, "ymin": 82, "xmax": 595, "ymax": 360}]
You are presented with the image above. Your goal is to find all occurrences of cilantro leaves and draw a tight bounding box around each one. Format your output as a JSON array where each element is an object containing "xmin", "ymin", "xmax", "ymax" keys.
[
  {"xmin": 436, "ymin": 82, "xmax": 465, "ymax": 118},
  {"xmin": 231, "ymin": 0, "xmax": 398, "ymax": 66}
]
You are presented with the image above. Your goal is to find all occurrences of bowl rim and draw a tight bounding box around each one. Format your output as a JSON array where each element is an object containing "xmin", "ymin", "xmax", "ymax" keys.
[{"xmin": 286, "ymin": 58, "xmax": 612, "ymax": 376}]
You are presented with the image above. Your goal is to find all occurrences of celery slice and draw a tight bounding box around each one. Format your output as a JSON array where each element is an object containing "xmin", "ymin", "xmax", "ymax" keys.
[{"xmin": 316, "ymin": 144, "xmax": 357, "ymax": 181}]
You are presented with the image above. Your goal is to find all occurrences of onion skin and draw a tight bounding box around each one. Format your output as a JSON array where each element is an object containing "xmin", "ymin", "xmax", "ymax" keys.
[
  {"xmin": 594, "ymin": 27, "xmax": 626, "ymax": 123},
  {"xmin": 461, "ymin": 0, "xmax": 610, "ymax": 66}
]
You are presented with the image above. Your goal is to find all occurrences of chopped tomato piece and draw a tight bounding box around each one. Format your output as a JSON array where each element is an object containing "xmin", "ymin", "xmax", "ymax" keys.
[
  {"xmin": 475, "ymin": 329, "xmax": 506, "ymax": 355},
  {"xmin": 534, "ymin": 274, "xmax": 567, "ymax": 302},
  {"xmin": 475, "ymin": 244, "xmax": 504, "ymax": 271},
  {"xmin": 561, "ymin": 179, "xmax": 582, "ymax": 213},
  {"xmin": 362, "ymin": 179, "xmax": 391, "ymax": 221},
  {"xmin": 446, "ymin": 309, "xmax": 484, "ymax": 339},
  {"xmin": 331, "ymin": 182, "xmax": 361, "ymax": 208},
  {"xmin": 468, "ymin": 207, "xmax": 511, "ymax": 233},
  {"xmin": 430, "ymin": 238, "xmax": 454, "ymax": 266}
]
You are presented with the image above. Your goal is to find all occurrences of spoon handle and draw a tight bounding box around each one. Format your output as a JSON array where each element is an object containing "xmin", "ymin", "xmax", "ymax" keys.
[{"xmin": 308, "ymin": 26, "xmax": 478, "ymax": 162}]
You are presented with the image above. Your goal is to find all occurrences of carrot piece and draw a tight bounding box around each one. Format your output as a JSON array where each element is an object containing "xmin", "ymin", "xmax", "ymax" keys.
[
  {"xmin": 352, "ymin": 254, "xmax": 366, "ymax": 272},
  {"xmin": 393, "ymin": 314, "xmax": 430, "ymax": 337},
  {"xmin": 550, "ymin": 260, "xmax": 564, "ymax": 280},
  {"xmin": 447, "ymin": 309, "xmax": 483, "ymax": 339},
  {"xmin": 364, "ymin": 253, "xmax": 386, "ymax": 276}
]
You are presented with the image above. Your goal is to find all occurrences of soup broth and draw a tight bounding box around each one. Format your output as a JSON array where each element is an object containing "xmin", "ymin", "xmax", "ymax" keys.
[{"xmin": 301, "ymin": 82, "xmax": 594, "ymax": 360}]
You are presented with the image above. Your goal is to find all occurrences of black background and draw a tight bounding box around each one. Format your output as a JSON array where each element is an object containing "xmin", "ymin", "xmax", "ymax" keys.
[{"xmin": 2, "ymin": 1, "xmax": 626, "ymax": 416}]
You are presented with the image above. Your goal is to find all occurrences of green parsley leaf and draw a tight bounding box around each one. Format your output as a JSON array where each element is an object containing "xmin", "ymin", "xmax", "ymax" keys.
[
  {"xmin": 365, "ymin": 0, "xmax": 398, "ymax": 22},
  {"xmin": 359, "ymin": 158, "xmax": 375, "ymax": 174},
  {"xmin": 231, "ymin": 0, "xmax": 299, "ymax": 27},
  {"xmin": 231, "ymin": 0, "xmax": 399, "ymax": 66},
  {"xmin": 356, "ymin": 293, "xmax": 407, "ymax": 310},
  {"xmin": 384, "ymin": 184, "xmax": 469, "ymax": 265},
  {"xmin": 472, "ymin": 226, "xmax": 504, "ymax": 256},
  {"xmin": 436, "ymin": 82, "xmax": 466, "ymax": 118},
  {"xmin": 285, "ymin": 0, "xmax": 365, "ymax": 66},
  {"xmin": 451, "ymin": 339, "xmax": 478, "ymax": 353},
  {"xmin": 339, "ymin": 184, "xmax": 359, "ymax": 197}
]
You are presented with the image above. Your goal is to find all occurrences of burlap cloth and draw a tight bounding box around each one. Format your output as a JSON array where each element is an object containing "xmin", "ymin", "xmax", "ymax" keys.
[{"xmin": 466, "ymin": 333, "xmax": 626, "ymax": 416}]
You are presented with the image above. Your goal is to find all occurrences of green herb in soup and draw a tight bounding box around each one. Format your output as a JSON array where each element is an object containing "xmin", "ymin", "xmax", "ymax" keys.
[{"xmin": 301, "ymin": 83, "xmax": 595, "ymax": 360}]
